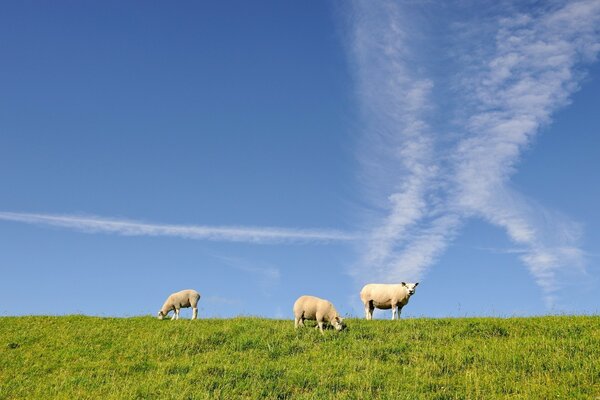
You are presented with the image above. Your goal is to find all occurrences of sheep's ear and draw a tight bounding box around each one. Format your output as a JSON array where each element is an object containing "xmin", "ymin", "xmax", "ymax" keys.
[
  {"xmin": 414, "ymin": 282, "xmax": 419, "ymax": 287},
  {"xmin": 401, "ymin": 282, "xmax": 407, "ymax": 286}
]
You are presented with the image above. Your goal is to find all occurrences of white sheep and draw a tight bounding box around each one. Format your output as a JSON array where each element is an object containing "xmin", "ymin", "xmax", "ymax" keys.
[
  {"xmin": 157, "ymin": 289, "xmax": 201, "ymax": 320},
  {"xmin": 360, "ymin": 282, "xmax": 419, "ymax": 320},
  {"xmin": 293, "ymin": 295, "xmax": 345, "ymax": 334}
]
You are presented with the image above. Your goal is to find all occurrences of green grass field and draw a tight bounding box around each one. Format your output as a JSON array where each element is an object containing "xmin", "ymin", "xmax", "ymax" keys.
[{"xmin": 0, "ymin": 315, "xmax": 598, "ymax": 399}]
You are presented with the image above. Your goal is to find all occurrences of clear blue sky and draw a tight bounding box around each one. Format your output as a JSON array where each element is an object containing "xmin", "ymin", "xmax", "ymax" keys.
[{"xmin": 1, "ymin": 1, "xmax": 599, "ymax": 318}]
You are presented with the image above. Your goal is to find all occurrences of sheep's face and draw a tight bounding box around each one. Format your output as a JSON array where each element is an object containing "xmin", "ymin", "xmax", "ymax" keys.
[
  {"xmin": 402, "ymin": 282, "xmax": 419, "ymax": 296},
  {"xmin": 332, "ymin": 316, "xmax": 346, "ymax": 331},
  {"xmin": 157, "ymin": 311, "xmax": 165, "ymax": 320}
]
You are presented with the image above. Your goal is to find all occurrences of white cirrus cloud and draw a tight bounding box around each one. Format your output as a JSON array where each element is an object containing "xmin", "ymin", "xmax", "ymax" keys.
[
  {"xmin": 345, "ymin": 0, "xmax": 599, "ymax": 303},
  {"xmin": 0, "ymin": 211, "xmax": 359, "ymax": 244}
]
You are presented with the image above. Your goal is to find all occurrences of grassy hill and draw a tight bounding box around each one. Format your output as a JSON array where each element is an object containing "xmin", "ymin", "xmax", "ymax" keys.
[{"xmin": 0, "ymin": 315, "xmax": 598, "ymax": 399}]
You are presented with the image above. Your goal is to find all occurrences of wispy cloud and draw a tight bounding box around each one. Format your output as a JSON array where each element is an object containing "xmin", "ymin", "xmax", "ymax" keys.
[
  {"xmin": 203, "ymin": 295, "xmax": 242, "ymax": 306},
  {"xmin": 346, "ymin": 0, "xmax": 600, "ymax": 301},
  {"xmin": 348, "ymin": 0, "xmax": 439, "ymax": 280},
  {"xmin": 0, "ymin": 211, "xmax": 358, "ymax": 244},
  {"xmin": 450, "ymin": 0, "xmax": 599, "ymax": 300},
  {"xmin": 213, "ymin": 255, "xmax": 281, "ymax": 294}
]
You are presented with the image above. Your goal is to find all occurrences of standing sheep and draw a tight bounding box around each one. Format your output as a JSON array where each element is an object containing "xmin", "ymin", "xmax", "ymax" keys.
[
  {"xmin": 157, "ymin": 289, "xmax": 201, "ymax": 320},
  {"xmin": 360, "ymin": 282, "xmax": 419, "ymax": 320},
  {"xmin": 293, "ymin": 295, "xmax": 345, "ymax": 334}
]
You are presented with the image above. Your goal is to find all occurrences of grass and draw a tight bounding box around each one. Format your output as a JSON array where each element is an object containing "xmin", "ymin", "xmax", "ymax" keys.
[{"xmin": 0, "ymin": 315, "xmax": 599, "ymax": 399}]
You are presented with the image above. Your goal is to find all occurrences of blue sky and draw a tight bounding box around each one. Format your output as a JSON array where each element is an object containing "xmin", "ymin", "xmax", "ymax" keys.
[{"xmin": 1, "ymin": 1, "xmax": 599, "ymax": 318}]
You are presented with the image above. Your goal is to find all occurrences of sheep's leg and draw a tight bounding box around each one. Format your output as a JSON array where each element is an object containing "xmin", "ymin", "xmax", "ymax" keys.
[
  {"xmin": 173, "ymin": 308, "xmax": 180, "ymax": 320},
  {"xmin": 295, "ymin": 317, "xmax": 305, "ymax": 329},
  {"xmin": 364, "ymin": 302, "xmax": 371, "ymax": 320},
  {"xmin": 295, "ymin": 312, "xmax": 305, "ymax": 329},
  {"xmin": 397, "ymin": 306, "xmax": 403, "ymax": 319},
  {"xmin": 391, "ymin": 305, "xmax": 397, "ymax": 320},
  {"xmin": 192, "ymin": 307, "xmax": 198, "ymax": 320},
  {"xmin": 317, "ymin": 321, "xmax": 325, "ymax": 334}
]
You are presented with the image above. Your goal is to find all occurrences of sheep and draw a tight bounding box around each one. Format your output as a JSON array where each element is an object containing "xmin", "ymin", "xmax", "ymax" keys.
[
  {"xmin": 360, "ymin": 282, "xmax": 419, "ymax": 320},
  {"xmin": 157, "ymin": 289, "xmax": 201, "ymax": 320},
  {"xmin": 293, "ymin": 295, "xmax": 345, "ymax": 334}
]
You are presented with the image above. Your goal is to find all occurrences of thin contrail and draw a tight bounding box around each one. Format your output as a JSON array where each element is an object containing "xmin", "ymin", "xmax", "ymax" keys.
[{"xmin": 0, "ymin": 211, "xmax": 360, "ymax": 244}]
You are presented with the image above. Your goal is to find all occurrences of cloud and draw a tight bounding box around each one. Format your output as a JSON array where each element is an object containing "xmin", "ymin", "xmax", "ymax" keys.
[
  {"xmin": 0, "ymin": 211, "xmax": 358, "ymax": 244},
  {"xmin": 203, "ymin": 295, "xmax": 242, "ymax": 306},
  {"xmin": 348, "ymin": 0, "xmax": 439, "ymax": 279},
  {"xmin": 346, "ymin": 0, "xmax": 599, "ymax": 300},
  {"xmin": 449, "ymin": 0, "xmax": 599, "ymax": 298},
  {"xmin": 212, "ymin": 255, "xmax": 281, "ymax": 297},
  {"xmin": 214, "ymin": 255, "xmax": 281, "ymax": 285}
]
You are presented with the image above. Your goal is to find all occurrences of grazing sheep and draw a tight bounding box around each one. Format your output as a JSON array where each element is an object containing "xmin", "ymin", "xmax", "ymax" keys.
[
  {"xmin": 157, "ymin": 289, "xmax": 201, "ymax": 320},
  {"xmin": 293, "ymin": 295, "xmax": 345, "ymax": 334},
  {"xmin": 360, "ymin": 282, "xmax": 419, "ymax": 320}
]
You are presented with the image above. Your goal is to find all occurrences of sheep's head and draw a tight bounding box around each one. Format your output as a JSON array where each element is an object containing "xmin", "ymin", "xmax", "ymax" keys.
[
  {"xmin": 401, "ymin": 282, "xmax": 419, "ymax": 296},
  {"xmin": 157, "ymin": 310, "xmax": 165, "ymax": 320},
  {"xmin": 332, "ymin": 316, "xmax": 346, "ymax": 331}
]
